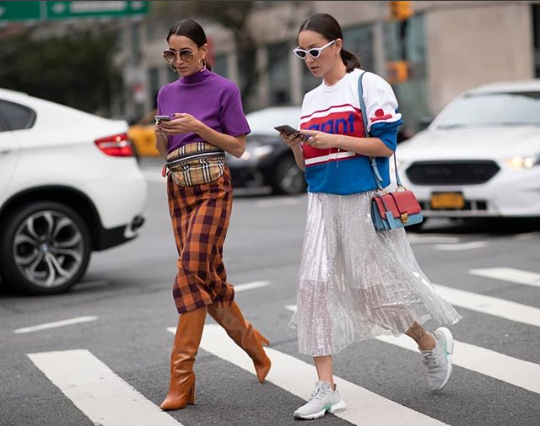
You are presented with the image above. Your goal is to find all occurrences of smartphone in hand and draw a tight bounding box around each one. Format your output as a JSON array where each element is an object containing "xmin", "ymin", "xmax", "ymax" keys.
[
  {"xmin": 274, "ymin": 124, "xmax": 307, "ymax": 140},
  {"xmin": 154, "ymin": 115, "xmax": 171, "ymax": 124}
]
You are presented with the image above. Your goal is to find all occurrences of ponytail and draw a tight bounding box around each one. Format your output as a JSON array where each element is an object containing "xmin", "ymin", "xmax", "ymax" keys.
[{"xmin": 341, "ymin": 49, "xmax": 361, "ymax": 72}]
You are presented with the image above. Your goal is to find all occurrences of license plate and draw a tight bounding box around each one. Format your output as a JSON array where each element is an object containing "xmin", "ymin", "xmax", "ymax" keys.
[{"xmin": 431, "ymin": 192, "xmax": 465, "ymax": 209}]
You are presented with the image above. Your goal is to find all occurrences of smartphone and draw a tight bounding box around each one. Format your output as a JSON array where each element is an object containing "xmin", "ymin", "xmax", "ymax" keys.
[
  {"xmin": 274, "ymin": 124, "xmax": 298, "ymax": 136},
  {"xmin": 154, "ymin": 115, "xmax": 171, "ymax": 123},
  {"xmin": 274, "ymin": 124, "xmax": 307, "ymax": 140}
]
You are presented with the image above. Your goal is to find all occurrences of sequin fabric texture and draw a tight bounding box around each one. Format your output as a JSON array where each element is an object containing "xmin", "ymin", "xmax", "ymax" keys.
[{"xmin": 289, "ymin": 192, "xmax": 462, "ymax": 356}]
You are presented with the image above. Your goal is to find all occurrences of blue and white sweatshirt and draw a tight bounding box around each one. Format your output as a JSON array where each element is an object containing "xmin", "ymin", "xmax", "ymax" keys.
[{"xmin": 300, "ymin": 68, "xmax": 402, "ymax": 195}]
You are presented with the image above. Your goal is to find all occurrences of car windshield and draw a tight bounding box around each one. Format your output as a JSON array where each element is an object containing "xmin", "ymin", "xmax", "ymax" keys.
[{"xmin": 436, "ymin": 91, "xmax": 540, "ymax": 129}]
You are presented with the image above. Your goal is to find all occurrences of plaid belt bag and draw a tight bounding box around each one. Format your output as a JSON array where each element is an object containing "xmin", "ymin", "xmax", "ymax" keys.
[{"xmin": 166, "ymin": 142, "xmax": 226, "ymax": 187}]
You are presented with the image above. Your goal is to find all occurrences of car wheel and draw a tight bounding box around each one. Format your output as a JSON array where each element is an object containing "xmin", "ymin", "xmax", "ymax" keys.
[
  {"xmin": 0, "ymin": 202, "xmax": 91, "ymax": 295},
  {"xmin": 272, "ymin": 155, "xmax": 307, "ymax": 195}
]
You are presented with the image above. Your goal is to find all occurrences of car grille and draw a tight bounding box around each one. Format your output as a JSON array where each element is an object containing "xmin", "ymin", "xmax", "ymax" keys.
[{"xmin": 406, "ymin": 161, "xmax": 500, "ymax": 185}]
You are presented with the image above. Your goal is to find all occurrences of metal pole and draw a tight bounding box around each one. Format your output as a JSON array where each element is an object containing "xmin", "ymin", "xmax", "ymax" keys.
[{"xmin": 373, "ymin": 1, "xmax": 387, "ymax": 78}]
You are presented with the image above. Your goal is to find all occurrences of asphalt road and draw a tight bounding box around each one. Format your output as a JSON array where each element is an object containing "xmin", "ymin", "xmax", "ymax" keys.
[{"xmin": 1, "ymin": 158, "xmax": 540, "ymax": 426}]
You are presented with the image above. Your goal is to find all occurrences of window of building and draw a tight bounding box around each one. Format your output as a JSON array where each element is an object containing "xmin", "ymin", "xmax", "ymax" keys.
[
  {"xmin": 533, "ymin": 4, "xmax": 540, "ymax": 78},
  {"xmin": 384, "ymin": 14, "xmax": 429, "ymax": 132},
  {"xmin": 267, "ymin": 42, "xmax": 291, "ymax": 105},
  {"xmin": 0, "ymin": 100, "xmax": 36, "ymax": 132},
  {"xmin": 148, "ymin": 68, "xmax": 160, "ymax": 110},
  {"xmin": 343, "ymin": 24, "xmax": 374, "ymax": 71},
  {"xmin": 213, "ymin": 53, "xmax": 228, "ymax": 78}
]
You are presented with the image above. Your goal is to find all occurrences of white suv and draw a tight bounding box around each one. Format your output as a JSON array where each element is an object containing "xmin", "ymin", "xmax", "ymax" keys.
[{"xmin": 0, "ymin": 89, "xmax": 147, "ymax": 295}]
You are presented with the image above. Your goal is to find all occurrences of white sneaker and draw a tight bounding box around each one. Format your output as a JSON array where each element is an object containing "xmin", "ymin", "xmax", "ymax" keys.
[
  {"xmin": 421, "ymin": 327, "xmax": 454, "ymax": 391},
  {"xmin": 293, "ymin": 381, "xmax": 346, "ymax": 420}
]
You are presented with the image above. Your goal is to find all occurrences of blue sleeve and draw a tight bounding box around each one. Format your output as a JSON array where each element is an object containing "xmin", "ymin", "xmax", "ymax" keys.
[{"xmin": 370, "ymin": 119, "xmax": 402, "ymax": 152}]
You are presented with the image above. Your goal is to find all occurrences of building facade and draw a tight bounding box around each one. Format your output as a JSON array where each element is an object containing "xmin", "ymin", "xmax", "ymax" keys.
[{"xmin": 125, "ymin": 1, "xmax": 540, "ymax": 131}]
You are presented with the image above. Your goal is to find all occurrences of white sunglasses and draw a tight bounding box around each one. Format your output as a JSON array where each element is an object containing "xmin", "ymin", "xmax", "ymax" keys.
[{"xmin": 293, "ymin": 40, "xmax": 336, "ymax": 60}]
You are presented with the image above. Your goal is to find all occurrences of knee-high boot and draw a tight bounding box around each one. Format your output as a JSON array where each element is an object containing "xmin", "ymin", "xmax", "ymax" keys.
[
  {"xmin": 208, "ymin": 301, "xmax": 271, "ymax": 383},
  {"xmin": 160, "ymin": 307, "xmax": 207, "ymax": 411}
]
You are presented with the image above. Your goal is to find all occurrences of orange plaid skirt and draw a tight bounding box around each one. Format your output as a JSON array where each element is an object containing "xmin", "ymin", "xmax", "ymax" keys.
[{"xmin": 167, "ymin": 166, "xmax": 235, "ymax": 313}]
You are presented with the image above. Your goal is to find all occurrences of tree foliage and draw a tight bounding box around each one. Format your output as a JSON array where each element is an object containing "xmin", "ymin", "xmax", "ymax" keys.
[{"xmin": 0, "ymin": 30, "xmax": 121, "ymax": 115}]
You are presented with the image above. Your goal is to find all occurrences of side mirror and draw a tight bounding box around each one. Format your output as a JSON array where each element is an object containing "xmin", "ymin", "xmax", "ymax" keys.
[{"xmin": 417, "ymin": 116, "xmax": 434, "ymax": 132}]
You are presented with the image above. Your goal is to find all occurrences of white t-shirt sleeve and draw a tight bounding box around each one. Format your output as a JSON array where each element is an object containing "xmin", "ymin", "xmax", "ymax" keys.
[{"xmin": 360, "ymin": 72, "xmax": 402, "ymax": 132}]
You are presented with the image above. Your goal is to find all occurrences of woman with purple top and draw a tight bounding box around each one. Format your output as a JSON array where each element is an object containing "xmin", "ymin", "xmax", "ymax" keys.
[{"xmin": 155, "ymin": 19, "xmax": 271, "ymax": 411}]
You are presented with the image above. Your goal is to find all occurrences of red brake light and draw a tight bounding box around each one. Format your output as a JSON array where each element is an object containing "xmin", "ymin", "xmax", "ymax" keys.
[{"xmin": 94, "ymin": 133, "xmax": 134, "ymax": 157}]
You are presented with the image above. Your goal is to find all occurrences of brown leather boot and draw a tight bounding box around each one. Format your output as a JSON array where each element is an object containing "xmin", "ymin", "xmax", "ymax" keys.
[
  {"xmin": 160, "ymin": 307, "xmax": 207, "ymax": 411},
  {"xmin": 208, "ymin": 301, "xmax": 271, "ymax": 383}
]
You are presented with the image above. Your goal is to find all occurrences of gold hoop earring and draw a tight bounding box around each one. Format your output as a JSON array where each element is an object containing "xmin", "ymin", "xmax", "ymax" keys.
[
  {"xmin": 200, "ymin": 58, "xmax": 207, "ymax": 72},
  {"xmin": 168, "ymin": 63, "xmax": 177, "ymax": 73}
]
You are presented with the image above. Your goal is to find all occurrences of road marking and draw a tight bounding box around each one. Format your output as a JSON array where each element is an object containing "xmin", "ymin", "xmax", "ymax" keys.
[
  {"xmin": 434, "ymin": 241, "xmax": 488, "ymax": 251},
  {"xmin": 255, "ymin": 197, "xmax": 303, "ymax": 208},
  {"xmin": 168, "ymin": 325, "xmax": 448, "ymax": 426},
  {"xmin": 514, "ymin": 232, "xmax": 540, "ymax": 241},
  {"xmin": 14, "ymin": 316, "xmax": 98, "ymax": 334},
  {"xmin": 407, "ymin": 235, "xmax": 462, "ymax": 244},
  {"xmin": 434, "ymin": 284, "xmax": 540, "ymax": 328},
  {"xmin": 28, "ymin": 350, "xmax": 182, "ymax": 426},
  {"xmin": 376, "ymin": 334, "xmax": 540, "ymax": 395},
  {"xmin": 470, "ymin": 268, "xmax": 540, "ymax": 288},
  {"xmin": 286, "ymin": 306, "xmax": 540, "ymax": 394},
  {"xmin": 235, "ymin": 281, "xmax": 270, "ymax": 292}
]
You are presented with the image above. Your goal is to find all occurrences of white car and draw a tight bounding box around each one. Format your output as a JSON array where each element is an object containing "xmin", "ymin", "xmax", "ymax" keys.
[
  {"xmin": 397, "ymin": 80, "xmax": 540, "ymax": 226},
  {"xmin": 0, "ymin": 89, "xmax": 147, "ymax": 295}
]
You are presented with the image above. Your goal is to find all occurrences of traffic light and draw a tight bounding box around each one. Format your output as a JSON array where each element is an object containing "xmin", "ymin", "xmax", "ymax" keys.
[
  {"xmin": 387, "ymin": 61, "xmax": 410, "ymax": 84},
  {"xmin": 390, "ymin": 1, "xmax": 413, "ymax": 21}
]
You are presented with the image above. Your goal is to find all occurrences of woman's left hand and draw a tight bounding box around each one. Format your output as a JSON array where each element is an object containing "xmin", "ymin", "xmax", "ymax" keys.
[
  {"xmin": 299, "ymin": 130, "xmax": 339, "ymax": 150},
  {"xmin": 157, "ymin": 113, "xmax": 203, "ymax": 135}
]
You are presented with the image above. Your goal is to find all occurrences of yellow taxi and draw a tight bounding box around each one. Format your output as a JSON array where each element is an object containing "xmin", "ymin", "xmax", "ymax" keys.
[{"xmin": 128, "ymin": 110, "xmax": 160, "ymax": 157}]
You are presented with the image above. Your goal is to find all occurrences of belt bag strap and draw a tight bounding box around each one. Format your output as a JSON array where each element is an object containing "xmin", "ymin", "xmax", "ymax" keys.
[{"xmin": 166, "ymin": 150, "xmax": 225, "ymax": 168}]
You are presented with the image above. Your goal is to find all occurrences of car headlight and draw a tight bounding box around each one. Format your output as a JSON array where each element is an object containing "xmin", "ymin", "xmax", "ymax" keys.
[{"xmin": 505, "ymin": 153, "xmax": 540, "ymax": 169}]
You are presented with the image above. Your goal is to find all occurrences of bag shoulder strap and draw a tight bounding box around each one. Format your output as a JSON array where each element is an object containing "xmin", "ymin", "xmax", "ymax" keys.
[{"xmin": 357, "ymin": 71, "xmax": 402, "ymax": 189}]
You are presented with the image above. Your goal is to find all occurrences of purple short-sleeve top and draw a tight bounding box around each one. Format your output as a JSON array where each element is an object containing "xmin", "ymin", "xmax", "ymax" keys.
[{"xmin": 156, "ymin": 69, "xmax": 251, "ymax": 153}]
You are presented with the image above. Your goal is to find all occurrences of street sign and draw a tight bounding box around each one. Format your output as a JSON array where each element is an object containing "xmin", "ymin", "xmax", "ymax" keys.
[
  {"xmin": 0, "ymin": 1, "xmax": 149, "ymax": 23},
  {"xmin": 0, "ymin": 1, "xmax": 41, "ymax": 22},
  {"xmin": 46, "ymin": 1, "xmax": 149, "ymax": 20}
]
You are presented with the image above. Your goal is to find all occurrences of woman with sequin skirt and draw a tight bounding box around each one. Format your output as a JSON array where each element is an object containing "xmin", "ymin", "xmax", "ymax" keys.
[
  {"xmin": 278, "ymin": 13, "xmax": 462, "ymax": 420},
  {"xmin": 154, "ymin": 19, "xmax": 271, "ymax": 411}
]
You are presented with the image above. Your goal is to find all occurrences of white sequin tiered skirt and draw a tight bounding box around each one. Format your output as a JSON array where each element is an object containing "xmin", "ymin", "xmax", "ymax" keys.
[{"xmin": 289, "ymin": 192, "xmax": 462, "ymax": 356}]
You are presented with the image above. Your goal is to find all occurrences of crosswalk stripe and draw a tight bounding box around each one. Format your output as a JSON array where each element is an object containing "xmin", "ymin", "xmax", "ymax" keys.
[
  {"xmin": 235, "ymin": 281, "xmax": 270, "ymax": 292},
  {"xmin": 469, "ymin": 267, "xmax": 540, "ymax": 288},
  {"xmin": 434, "ymin": 241, "xmax": 488, "ymax": 251},
  {"xmin": 434, "ymin": 284, "xmax": 540, "ymax": 328},
  {"xmin": 376, "ymin": 334, "xmax": 540, "ymax": 395},
  {"xmin": 14, "ymin": 316, "xmax": 98, "ymax": 334},
  {"xmin": 285, "ymin": 306, "xmax": 540, "ymax": 394},
  {"xmin": 407, "ymin": 235, "xmax": 462, "ymax": 244},
  {"xmin": 28, "ymin": 350, "xmax": 182, "ymax": 426},
  {"xmin": 168, "ymin": 325, "xmax": 448, "ymax": 426}
]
